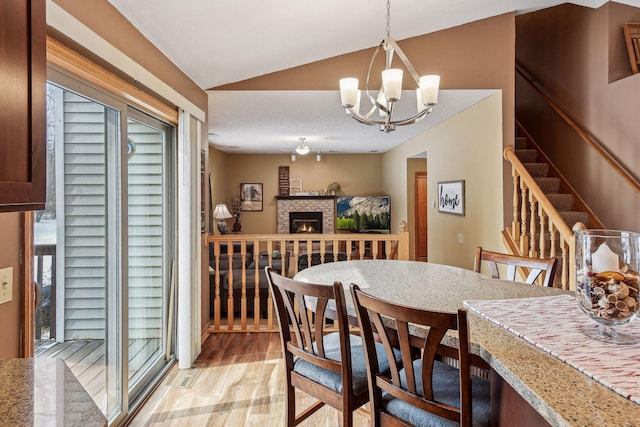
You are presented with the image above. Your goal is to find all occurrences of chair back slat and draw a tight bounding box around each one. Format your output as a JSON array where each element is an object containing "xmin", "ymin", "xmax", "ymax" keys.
[
  {"xmin": 474, "ymin": 246, "xmax": 558, "ymax": 287},
  {"xmin": 350, "ymin": 284, "xmax": 467, "ymax": 425}
]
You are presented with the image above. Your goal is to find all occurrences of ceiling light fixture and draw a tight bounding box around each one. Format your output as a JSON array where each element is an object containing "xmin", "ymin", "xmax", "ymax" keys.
[
  {"xmin": 294, "ymin": 137, "xmax": 311, "ymax": 155},
  {"xmin": 339, "ymin": 0, "xmax": 440, "ymax": 133},
  {"xmin": 291, "ymin": 153, "xmax": 296, "ymax": 162}
]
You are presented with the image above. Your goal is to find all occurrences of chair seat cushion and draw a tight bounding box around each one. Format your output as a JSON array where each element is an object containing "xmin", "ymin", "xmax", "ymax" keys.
[
  {"xmin": 293, "ymin": 332, "xmax": 398, "ymax": 396},
  {"xmin": 383, "ymin": 360, "xmax": 491, "ymax": 427}
]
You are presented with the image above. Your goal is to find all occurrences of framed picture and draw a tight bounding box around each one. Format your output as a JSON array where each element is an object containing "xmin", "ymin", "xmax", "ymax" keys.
[
  {"xmin": 438, "ymin": 180, "xmax": 465, "ymax": 216},
  {"xmin": 240, "ymin": 183, "xmax": 263, "ymax": 211}
]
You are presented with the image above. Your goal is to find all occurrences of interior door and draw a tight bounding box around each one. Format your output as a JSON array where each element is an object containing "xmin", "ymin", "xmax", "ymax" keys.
[{"xmin": 415, "ymin": 172, "xmax": 428, "ymax": 262}]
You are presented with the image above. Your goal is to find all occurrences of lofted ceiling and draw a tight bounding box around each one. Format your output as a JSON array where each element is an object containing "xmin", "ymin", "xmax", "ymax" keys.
[{"xmin": 107, "ymin": 0, "xmax": 624, "ymax": 154}]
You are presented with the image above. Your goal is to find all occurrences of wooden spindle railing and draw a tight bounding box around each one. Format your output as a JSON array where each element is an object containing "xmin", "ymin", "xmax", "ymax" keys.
[
  {"xmin": 504, "ymin": 146, "xmax": 577, "ymax": 289},
  {"xmin": 205, "ymin": 226, "xmax": 409, "ymax": 332}
]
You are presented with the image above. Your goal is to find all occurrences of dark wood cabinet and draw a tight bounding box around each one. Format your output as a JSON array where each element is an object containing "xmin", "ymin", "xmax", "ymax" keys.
[{"xmin": 0, "ymin": 0, "xmax": 46, "ymax": 212}]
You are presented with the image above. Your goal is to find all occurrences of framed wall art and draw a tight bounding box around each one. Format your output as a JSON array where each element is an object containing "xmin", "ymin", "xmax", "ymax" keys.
[
  {"xmin": 240, "ymin": 183, "xmax": 263, "ymax": 211},
  {"xmin": 437, "ymin": 180, "xmax": 465, "ymax": 216}
]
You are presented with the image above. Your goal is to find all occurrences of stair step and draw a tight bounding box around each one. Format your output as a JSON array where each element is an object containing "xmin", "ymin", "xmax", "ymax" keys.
[
  {"xmin": 515, "ymin": 136, "xmax": 528, "ymax": 150},
  {"xmin": 559, "ymin": 211, "xmax": 589, "ymax": 228},
  {"xmin": 515, "ymin": 148, "xmax": 537, "ymax": 163},
  {"xmin": 546, "ymin": 193, "xmax": 574, "ymax": 211},
  {"xmin": 523, "ymin": 163, "xmax": 549, "ymax": 177},
  {"xmin": 534, "ymin": 177, "xmax": 560, "ymax": 194}
]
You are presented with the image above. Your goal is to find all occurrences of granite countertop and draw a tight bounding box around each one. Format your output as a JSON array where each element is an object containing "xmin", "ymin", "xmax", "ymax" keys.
[
  {"xmin": 0, "ymin": 358, "xmax": 106, "ymax": 427},
  {"xmin": 295, "ymin": 259, "xmax": 640, "ymax": 427}
]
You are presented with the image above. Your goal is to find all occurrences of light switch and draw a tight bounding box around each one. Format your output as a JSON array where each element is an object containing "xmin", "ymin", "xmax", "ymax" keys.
[
  {"xmin": 0, "ymin": 267, "xmax": 13, "ymax": 304},
  {"xmin": 429, "ymin": 201, "xmax": 435, "ymax": 208},
  {"xmin": 457, "ymin": 233, "xmax": 464, "ymax": 244}
]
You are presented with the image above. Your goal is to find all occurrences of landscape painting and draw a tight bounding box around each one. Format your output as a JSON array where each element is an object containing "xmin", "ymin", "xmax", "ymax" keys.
[{"xmin": 337, "ymin": 196, "xmax": 390, "ymax": 233}]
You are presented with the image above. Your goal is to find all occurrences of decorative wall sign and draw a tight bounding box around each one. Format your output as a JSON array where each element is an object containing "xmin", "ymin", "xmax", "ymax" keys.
[
  {"xmin": 278, "ymin": 166, "xmax": 290, "ymax": 196},
  {"xmin": 437, "ymin": 180, "xmax": 465, "ymax": 216}
]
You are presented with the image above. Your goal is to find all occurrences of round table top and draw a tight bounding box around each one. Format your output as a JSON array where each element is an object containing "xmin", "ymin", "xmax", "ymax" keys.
[{"xmin": 294, "ymin": 259, "xmax": 567, "ymax": 315}]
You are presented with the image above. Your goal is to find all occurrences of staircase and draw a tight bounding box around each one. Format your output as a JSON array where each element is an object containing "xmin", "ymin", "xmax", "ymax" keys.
[
  {"xmin": 513, "ymin": 135, "xmax": 589, "ymax": 230},
  {"xmin": 502, "ymin": 125, "xmax": 604, "ymax": 289}
]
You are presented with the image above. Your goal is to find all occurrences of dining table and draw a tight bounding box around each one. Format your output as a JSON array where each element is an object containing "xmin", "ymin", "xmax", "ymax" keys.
[{"xmin": 294, "ymin": 259, "xmax": 640, "ymax": 427}]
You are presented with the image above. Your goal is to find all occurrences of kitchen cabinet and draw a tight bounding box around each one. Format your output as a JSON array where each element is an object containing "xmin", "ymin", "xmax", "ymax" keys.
[{"xmin": 0, "ymin": 0, "xmax": 46, "ymax": 212}]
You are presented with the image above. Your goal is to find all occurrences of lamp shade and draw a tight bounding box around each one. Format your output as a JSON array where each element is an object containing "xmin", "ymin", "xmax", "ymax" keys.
[
  {"xmin": 419, "ymin": 75, "xmax": 440, "ymax": 105},
  {"xmin": 339, "ymin": 78, "xmax": 359, "ymax": 107},
  {"xmin": 213, "ymin": 203, "xmax": 233, "ymax": 220},
  {"xmin": 295, "ymin": 145, "xmax": 310, "ymax": 155},
  {"xmin": 382, "ymin": 69, "xmax": 403, "ymax": 101}
]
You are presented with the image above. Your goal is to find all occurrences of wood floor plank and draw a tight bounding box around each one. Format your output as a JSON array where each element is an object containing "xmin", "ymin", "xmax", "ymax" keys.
[{"xmin": 129, "ymin": 332, "xmax": 370, "ymax": 427}]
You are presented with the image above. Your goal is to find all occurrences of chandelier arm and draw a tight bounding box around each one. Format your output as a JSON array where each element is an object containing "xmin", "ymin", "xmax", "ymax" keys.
[
  {"xmin": 346, "ymin": 103, "xmax": 435, "ymax": 128},
  {"xmin": 365, "ymin": 42, "xmax": 384, "ymax": 107},
  {"xmin": 362, "ymin": 103, "xmax": 378, "ymax": 119},
  {"xmin": 391, "ymin": 105, "xmax": 435, "ymax": 126},
  {"xmin": 345, "ymin": 107, "xmax": 388, "ymax": 126},
  {"xmin": 386, "ymin": 39, "xmax": 421, "ymax": 85}
]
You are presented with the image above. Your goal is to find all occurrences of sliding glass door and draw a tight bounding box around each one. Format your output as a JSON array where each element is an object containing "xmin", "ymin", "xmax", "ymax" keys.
[
  {"xmin": 126, "ymin": 112, "xmax": 174, "ymax": 400},
  {"xmin": 34, "ymin": 70, "xmax": 176, "ymax": 424}
]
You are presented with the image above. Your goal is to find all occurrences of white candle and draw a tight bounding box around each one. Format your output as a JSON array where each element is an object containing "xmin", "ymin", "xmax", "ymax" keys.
[{"xmin": 591, "ymin": 243, "xmax": 619, "ymax": 273}]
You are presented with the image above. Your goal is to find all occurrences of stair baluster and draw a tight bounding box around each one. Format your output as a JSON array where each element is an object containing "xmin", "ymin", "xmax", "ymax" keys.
[
  {"xmin": 512, "ymin": 174, "xmax": 520, "ymax": 243},
  {"xmin": 520, "ymin": 183, "xmax": 529, "ymax": 255},
  {"xmin": 529, "ymin": 195, "xmax": 538, "ymax": 258},
  {"xmin": 539, "ymin": 207, "xmax": 547, "ymax": 259}
]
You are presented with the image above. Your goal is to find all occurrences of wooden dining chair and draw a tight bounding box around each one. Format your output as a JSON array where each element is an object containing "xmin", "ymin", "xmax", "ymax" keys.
[
  {"xmin": 350, "ymin": 284, "xmax": 490, "ymax": 427},
  {"xmin": 473, "ymin": 246, "xmax": 558, "ymax": 287},
  {"xmin": 351, "ymin": 284, "xmax": 491, "ymax": 427},
  {"xmin": 266, "ymin": 267, "xmax": 398, "ymax": 426}
]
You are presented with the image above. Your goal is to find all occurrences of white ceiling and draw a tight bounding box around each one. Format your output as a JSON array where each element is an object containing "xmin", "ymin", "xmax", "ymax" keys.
[{"xmin": 107, "ymin": 0, "xmax": 626, "ymax": 154}]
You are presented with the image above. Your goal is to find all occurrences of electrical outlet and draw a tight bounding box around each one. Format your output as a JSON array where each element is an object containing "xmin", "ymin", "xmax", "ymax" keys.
[
  {"xmin": 457, "ymin": 233, "xmax": 464, "ymax": 244},
  {"xmin": 0, "ymin": 267, "xmax": 13, "ymax": 304}
]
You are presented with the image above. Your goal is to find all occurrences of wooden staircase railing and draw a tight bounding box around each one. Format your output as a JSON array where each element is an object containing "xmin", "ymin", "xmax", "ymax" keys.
[
  {"xmin": 205, "ymin": 224, "xmax": 410, "ymax": 332},
  {"xmin": 504, "ymin": 145, "xmax": 577, "ymax": 290}
]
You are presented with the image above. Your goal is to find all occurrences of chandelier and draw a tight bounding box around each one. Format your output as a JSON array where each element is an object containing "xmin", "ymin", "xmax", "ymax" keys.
[{"xmin": 339, "ymin": 0, "xmax": 440, "ymax": 133}]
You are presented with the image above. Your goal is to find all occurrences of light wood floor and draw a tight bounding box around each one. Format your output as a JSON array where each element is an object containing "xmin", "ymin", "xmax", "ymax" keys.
[{"xmin": 127, "ymin": 333, "xmax": 370, "ymax": 426}]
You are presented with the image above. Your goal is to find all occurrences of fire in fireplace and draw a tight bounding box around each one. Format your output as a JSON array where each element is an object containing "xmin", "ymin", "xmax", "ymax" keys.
[{"xmin": 290, "ymin": 212, "xmax": 323, "ymax": 233}]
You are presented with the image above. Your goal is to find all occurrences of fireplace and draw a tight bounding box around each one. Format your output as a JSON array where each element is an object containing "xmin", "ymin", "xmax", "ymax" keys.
[
  {"xmin": 290, "ymin": 212, "xmax": 323, "ymax": 234},
  {"xmin": 276, "ymin": 196, "xmax": 335, "ymax": 234}
]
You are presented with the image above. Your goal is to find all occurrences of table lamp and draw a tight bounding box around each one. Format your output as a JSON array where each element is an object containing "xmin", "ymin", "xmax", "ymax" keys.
[{"xmin": 213, "ymin": 203, "xmax": 233, "ymax": 235}]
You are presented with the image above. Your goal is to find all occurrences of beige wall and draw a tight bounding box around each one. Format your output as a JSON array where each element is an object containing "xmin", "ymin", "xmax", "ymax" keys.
[
  {"xmin": 216, "ymin": 153, "xmax": 383, "ymax": 234},
  {"xmin": 383, "ymin": 93, "xmax": 504, "ymax": 270},
  {"xmin": 0, "ymin": 213, "xmax": 23, "ymax": 358},
  {"xmin": 516, "ymin": 2, "xmax": 640, "ymax": 232}
]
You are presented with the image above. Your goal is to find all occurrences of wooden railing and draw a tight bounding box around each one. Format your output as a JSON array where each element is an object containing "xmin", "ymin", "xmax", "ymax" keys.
[
  {"xmin": 205, "ymin": 226, "xmax": 409, "ymax": 332},
  {"xmin": 504, "ymin": 145, "xmax": 578, "ymax": 290}
]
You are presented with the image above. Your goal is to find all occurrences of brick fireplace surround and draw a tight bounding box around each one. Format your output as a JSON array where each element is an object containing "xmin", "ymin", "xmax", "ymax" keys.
[{"xmin": 276, "ymin": 196, "xmax": 335, "ymax": 234}]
